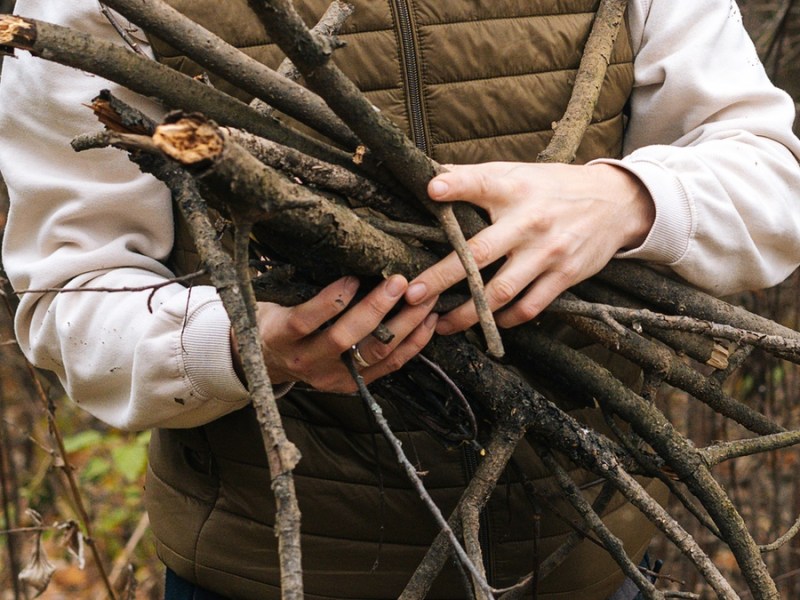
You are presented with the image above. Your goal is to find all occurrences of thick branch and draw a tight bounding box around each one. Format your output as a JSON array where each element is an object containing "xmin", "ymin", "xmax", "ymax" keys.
[
  {"xmin": 0, "ymin": 15, "xmax": 350, "ymax": 167},
  {"xmin": 141, "ymin": 157, "xmax": 305, "ymax": 599},
  {"xmin": 599, "ymin": 261, "xmax": 800, "ymax": 350},
  {"xmin": 505, "ymin": 327, "xmax": 778, "ymax": 599},
  {"xmin": 403, "ymin": 335, "xmax": 737, "ymax": 599},
  {"xmin": 100, "ymin": 0, "xmax": 359, "ymax": 148},
  {"xmin": 120, "ymin": 116, "xmax": 437, "ymax": 279}
]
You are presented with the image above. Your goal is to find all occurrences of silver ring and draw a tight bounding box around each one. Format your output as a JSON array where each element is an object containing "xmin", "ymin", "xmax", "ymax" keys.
[{"xmin": 351, "ymin": 344, "xmax": 371, "ymax": 369}]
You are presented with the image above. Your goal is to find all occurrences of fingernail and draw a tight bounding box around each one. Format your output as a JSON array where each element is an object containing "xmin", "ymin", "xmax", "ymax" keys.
[
  {"xmin": 424, "ymin": 313, "xmax": 438, "ymax": 329},
  {"xmin": 406, "ymin": 282, "xmax": 427, "ymax": 304},
  {"xmin": 429, "ymin": 179, "xmax": 449, "ymax": 197},
  {"xmin": 385, "ymin": 276, "xmax": 406, "ymax": 298}
]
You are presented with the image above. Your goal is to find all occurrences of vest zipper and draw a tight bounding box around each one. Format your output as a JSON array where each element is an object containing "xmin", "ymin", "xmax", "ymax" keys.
[
  {"xmin": 390, "ymin": 0, "xmax": 493, "ymax": 582},
  {"xmin": 390, "ymin": 0, "xmax": 430, "ymax": 154}
]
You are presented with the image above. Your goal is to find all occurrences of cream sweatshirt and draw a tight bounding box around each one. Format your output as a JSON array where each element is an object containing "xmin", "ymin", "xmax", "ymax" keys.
[{"xmin": 1, "ymin": 0, "xmax": 800, "ymax": 430}]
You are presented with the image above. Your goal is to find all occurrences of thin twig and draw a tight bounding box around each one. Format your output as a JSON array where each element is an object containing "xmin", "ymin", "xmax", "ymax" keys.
[
  {"xmin": 0, "ymin": 298, "xmax": 117, "ymax": 600},
  {"xmin": 98, "ymin": 2, "xmax": 146, "ymax": 56},
  {"xmin": 760, "ymin": 512, "xmax": 800, "ymax": 553},
  {"xmin": 538, "ymin": 0, "xmax": 629, "ymax": 163},
  {"xmin": 343, "ymin": 351, "xmax": 495, "ymax": 599},
  {"xmin": 548, "ymin": 297, "xmax": 800, "ymax": 360},
  {"xmin": 537, "ymin": 447, "xmax": 665, "ymax": 600}
]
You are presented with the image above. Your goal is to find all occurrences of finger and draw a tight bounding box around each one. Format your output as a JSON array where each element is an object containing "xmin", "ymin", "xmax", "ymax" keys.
[
  {"xmin": 405, "ymin": 226, "xmax": 513, "ymax": 305},
  {"xmin": 360, "ymin": 313, "xmax": 439, "ymax": 383},
  {"xmin": 434, "ymin": 252, "xmax": 544, "ymax": 334},
  {"xmin": 280, "ymin": 276, "xmax": 360, "ymax": 340},
  {"xmin": 495, "ymin": 269, "xmax": 574, "ymax": 329},
  {"xmin": 356, "ymin": 295, "xmax": 438, "ymax": 366},
  {"xmin": 319, "ymin": 275, "xmax": 408, "ymax": 354},
  {"xmin": 428, "ymin": 162, "xmax": 519, "ymax": 209}
]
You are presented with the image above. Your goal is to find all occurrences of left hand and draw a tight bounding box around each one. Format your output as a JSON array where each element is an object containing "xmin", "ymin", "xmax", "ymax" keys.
[{"xmin": 404, "ymin": 162, "xmax": 655, "ymax": 332}]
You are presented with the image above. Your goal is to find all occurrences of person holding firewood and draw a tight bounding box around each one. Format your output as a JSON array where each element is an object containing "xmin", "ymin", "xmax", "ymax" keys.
[{"xmin": 2, "ymin": 1, "xmax": 800, "ymax": 599}]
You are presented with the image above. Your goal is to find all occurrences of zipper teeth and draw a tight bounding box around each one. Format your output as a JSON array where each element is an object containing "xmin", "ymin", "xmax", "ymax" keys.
[{"xmin": 394, "ymin": 0, "xmax": 429, "ymax": 154}]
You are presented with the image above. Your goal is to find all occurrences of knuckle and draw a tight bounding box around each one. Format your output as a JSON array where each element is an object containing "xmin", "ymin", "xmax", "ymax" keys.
[
  {"xmin": 544, "ymin": 240, "xmax": 570, "ymax": 263},
  {"xmin": 370, "ymin": 343, "xmax": 392, "ymax": 362},
  {"xmin": 555, "ymin": 262, "xmax": 579, "ymax": 284},
  {"xmin": 382, "ymin": 354, "xmax": 407, "ymax": 373},
  {"xmin": 489, "ymin": 278, "xmax": 517, "ymax": 306},
  {"xmin": 514, "ymin": 301, "xmax": 542, "ymax": 323},
  {"xmin": 284, "ymin": 313, "xmax": 315, "ymax": 338},
  {"xmin": 468, "ymin": 236, "xmax": 493, "ymax": 265},
  {"xmin": 476, "ymin": 172, "xmax": 495, "ymax": 198},
  {"xmin": 328, "ymin": 330, "xmax": 355, "ymax": 354}
]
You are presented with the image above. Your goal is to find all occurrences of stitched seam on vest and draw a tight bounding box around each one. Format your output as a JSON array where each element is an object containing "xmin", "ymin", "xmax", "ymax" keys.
[
  {"xmin": 146, "ymin": 462, "xmax": 220, "ymax": 584},
  {"xmin": 198, "ymin": 10, "xmax": 605, "ymax": 51},
  {"xmin": 416, "ymin": 10, "xmax": 595, "ymax": 28},
  {"xmin": 430, "ymin": 111, "xmax": 622, "ymax": 147},
  {"xmin": 197, "ymin": 500, "xmax": 621, "ymax": 546},
  {"xmin": 362, "ymin": 60, "xmax": 630, "ymax": 94}
]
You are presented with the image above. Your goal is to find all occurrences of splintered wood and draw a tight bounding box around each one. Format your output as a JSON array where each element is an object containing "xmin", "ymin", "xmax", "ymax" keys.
[
  {"xmin": 0, "ymin": 15, "xmax": 35, "ymax": 50},
  {"xmin": 153, "ymin": 117, "xmax": 224, "ymax": 165}
]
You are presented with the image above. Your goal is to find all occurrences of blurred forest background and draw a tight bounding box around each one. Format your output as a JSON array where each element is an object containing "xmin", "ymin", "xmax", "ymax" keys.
[{"xmin": 1, "ymin": 1, "xmax": 800, "ymax": 598}]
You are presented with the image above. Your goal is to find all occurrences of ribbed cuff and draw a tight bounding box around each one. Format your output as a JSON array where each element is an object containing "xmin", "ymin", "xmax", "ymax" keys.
[
  {"xmin": 180, "ymin": 299, "xmax": 249, "ymax": 403},
  {"xmin": 591, "ymin": 157, "xmax": 695, "ymax": 265}
]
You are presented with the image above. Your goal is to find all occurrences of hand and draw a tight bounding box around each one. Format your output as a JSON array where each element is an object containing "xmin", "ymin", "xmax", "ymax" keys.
[
  {"xmin": 404, "ymin": 162, "xmax": 655, "ymax": 332},
  {"xmin": 244, "ymin": 275, "xmax": 438, "ymax": 393}
]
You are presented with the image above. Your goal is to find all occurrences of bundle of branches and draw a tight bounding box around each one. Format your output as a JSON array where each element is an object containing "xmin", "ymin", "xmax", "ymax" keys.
[{"xmin": 4, "ymin": 1, "xmax": 800, "ymax": 598}]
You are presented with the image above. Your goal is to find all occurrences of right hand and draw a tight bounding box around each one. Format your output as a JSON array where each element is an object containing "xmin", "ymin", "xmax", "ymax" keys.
[{"xmin": 247, "ymin": 275, "xmax": 438, "ymax": 394}]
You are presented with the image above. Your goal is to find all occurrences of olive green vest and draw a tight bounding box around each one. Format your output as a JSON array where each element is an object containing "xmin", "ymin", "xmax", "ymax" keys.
[{"xmin": 144, "ymin": 2, "xmax": 660, "ymax": 599}]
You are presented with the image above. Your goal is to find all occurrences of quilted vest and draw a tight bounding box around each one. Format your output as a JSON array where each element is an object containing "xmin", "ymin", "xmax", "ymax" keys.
[{"xmin": 144, "ymin": 2, "xmax": 658, "ymax": 599}]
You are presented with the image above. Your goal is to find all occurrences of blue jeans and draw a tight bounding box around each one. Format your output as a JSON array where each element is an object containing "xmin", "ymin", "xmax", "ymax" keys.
[{"xmin": 164, "ymin": 569, "xmax": 229, "ymax": 600}]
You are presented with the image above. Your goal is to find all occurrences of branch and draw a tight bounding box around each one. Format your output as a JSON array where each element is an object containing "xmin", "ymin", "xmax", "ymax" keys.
[
  {"xmin": 505, "ymin": 326, "xmax": 777, "ymax": 599},
  {"xmin": 129, "ymin": 154, "xmax": 306, "ymax": 598},
  {"xmin": 538, "ymin": 0, "xmax": 629, "ymax": 163},
  {"xmin": 554, "ymin": 307, "xmax": 783, "ymax": 436},
  {"xmin": 100, "ymin": 0, "xmax": 359, "ymax": 148},
  {"xmin": 248, "ymin": 0, "xmax": 504, "ymax": 358},
  {"xmin": 598, "ymin": 261, "xmax": 800, "ymax": 351},
  {"xmin": 0, "ymin": 15, "xmax": 351, "ymax": 167},
  {"xmin": 403, "ymin": 334, "xmax": 738, "ymax": 599},
  {"xmin": 252, "ymin": 1, "xmax": 355, "ymax": 109},
  {"xmin": 342, "ymin": 352, "xmax": 494, "ymax": 599},
  {"xmin": 537, "ymin": 448, "xmax": 665, "ymax": 600},
  {"xmin": 549, "ymin": 296, "xmax": 800, "ymax": 361},
  {"xmin": 702, "ymin": 430, "xmax": 800, "ymax": 467}
]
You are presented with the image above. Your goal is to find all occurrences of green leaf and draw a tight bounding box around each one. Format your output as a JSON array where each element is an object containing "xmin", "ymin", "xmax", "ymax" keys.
[
  {"xmin": 111, "ymin": 444, "xmax": 148, "ymax": 483},
  {"xmin": 82, "ymin": 456, "xmax": 112, "ymax": 481},
  {"xmin": 63, "ymin": 430, "xmax": 103, "ymax": 453}
]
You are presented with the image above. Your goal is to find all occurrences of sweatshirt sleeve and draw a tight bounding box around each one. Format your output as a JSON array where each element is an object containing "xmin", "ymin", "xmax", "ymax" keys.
[
  {"xmin": 600, "ymin": 0, "xmax": 800, "ymax": 297},
  {"xmin": 0, "ymin": 2, "xmax": 249, "ymax": 430}
]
